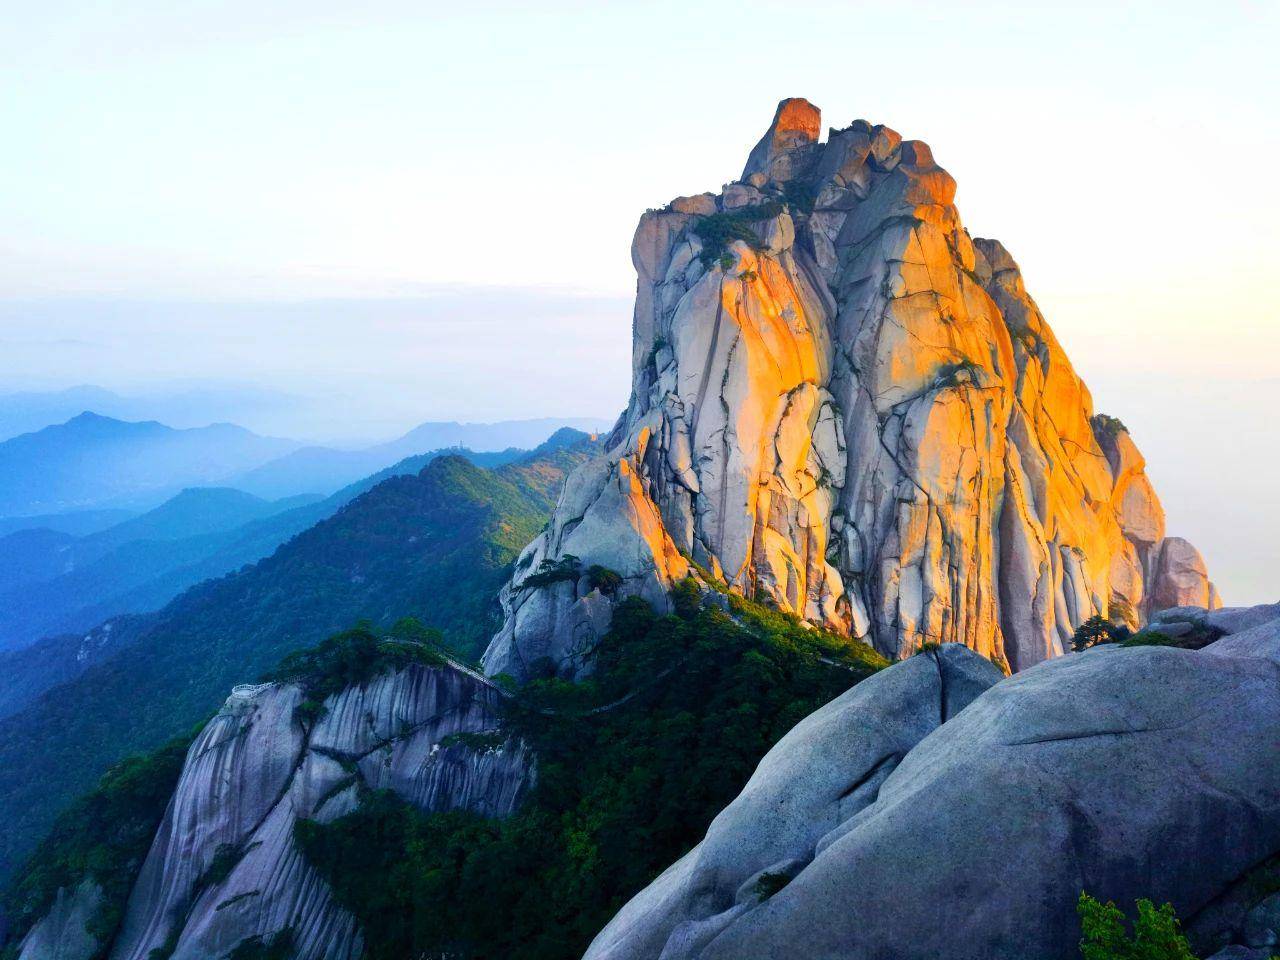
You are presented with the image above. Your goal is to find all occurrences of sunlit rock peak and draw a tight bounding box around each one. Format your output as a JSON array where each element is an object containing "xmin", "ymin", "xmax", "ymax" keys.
[{"xmin": 482, "ymin": 98, "xmax": 1217, "ymax": 681}]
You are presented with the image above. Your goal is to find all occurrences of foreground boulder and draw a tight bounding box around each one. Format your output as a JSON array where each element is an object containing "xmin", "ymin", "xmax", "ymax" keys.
[
  {"xmin": 585, "ymin": 644, "xmax": 1003, "ymax": 960},
  {"xmin": 586, "ymin": 605, "xmax": 1280, "ymax": 960}
]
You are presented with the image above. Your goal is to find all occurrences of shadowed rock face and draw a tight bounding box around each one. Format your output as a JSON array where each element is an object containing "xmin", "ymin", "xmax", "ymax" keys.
[
  {"xmin": 483, "ymin": 98, "xmax": 1215, "ymax": 681},
  {"xmin": 585, "ymin": 605, "xmax": 1280, "ymax": 960},
  {"xmin": 14, "ymin": 664, "xmax": 532, "ymax": 960},
  {"xmin": 1149, "ymin": 535, "xmax": 1221, "ymax": 612},
  {"xmin": 12, "ymin": 880, "xmax": 104, "ymax": 960}
]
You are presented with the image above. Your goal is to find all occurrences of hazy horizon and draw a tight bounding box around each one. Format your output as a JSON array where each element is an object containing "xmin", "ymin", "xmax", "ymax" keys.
[
  {"xmin": 2, "ymin": 1, "xmax": 1276, "ymax": 603},
  {"xmin": 0, "ymin": 290, "xmax": 632, "ymax": 443}
]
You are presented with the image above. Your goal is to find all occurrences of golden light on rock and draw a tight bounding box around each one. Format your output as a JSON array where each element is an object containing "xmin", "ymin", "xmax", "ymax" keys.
[{"xmin": 482, "ymin": 98, "xmax": 1218, "ymax": 681}]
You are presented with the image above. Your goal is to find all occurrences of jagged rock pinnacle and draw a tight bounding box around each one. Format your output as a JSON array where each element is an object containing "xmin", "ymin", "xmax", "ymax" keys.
[
  {"xmin": 481, "ymin": 97, "xmax": 1218, "ymax": 681},
  {"xmin": 742, "ymin": 97, "xmax": 822, "ymax": 180}
]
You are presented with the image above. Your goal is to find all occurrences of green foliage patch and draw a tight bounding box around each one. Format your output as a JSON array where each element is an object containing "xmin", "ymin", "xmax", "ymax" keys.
[
  {"xmin": 781, "ymin": 179, "xmax": 816, "ymax": 214},
  {"xmin": 294, "ymin": 586, "xmax": 887, "ymax": 960},
  {"xmin": 1092, "ymin": 414, "xmax": 1129, "ymax": 439},
  {"xmin": 934, "ymin": 359, "xmax": 985, "ymax": 390},
  {"xmin": 264, "ymin": 618, "xmax": 447, "ymax": 723},
  {"xmin": 1078, "ymin": 892, "xmax": 1197, "ymax": 960},
  {"xmin": 0, "ymin": 731, "xmax": 197, "ymax": 959},
  {"xmin": 438, "ymin": 730, "xmax": 508, "ymax": 753},
  {"xmin": 691, "ymin": 201, "xmax": 783, "ymax": 266},
  {"xmin": 1119, "ymin": 631, "xmax": 1178, "ymax": 649},
  {"xmin": 585, "ymin": 565, "xmax": 623, "ymax": 596},
  {"xmin": 521, "ymin": 555, "xmax": 581, "ymax": 591},
  {"xmin": 1070, "ymin": 613, "xmax": 1221, "ymax": 654},
  {"xmin": 197, "ymin": 840, "xmax": 261, "ymax": 890},
  {"xmin": 1071, "ymin": 614, "xmax": 1123, "ymax": 652},
  {"xmin": 753, "ymin": 870, "xmax": 793, "ymax": 901}
]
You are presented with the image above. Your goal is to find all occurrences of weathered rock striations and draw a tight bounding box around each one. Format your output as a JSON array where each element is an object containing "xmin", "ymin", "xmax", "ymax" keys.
[
  {"xmin": 1148, "ymin": 535, "xmax": 1221, "ymax": 613},
  {"xmin": 11, "ymin": 881, "xmax": 104, "ymax": 960},
  {"xmin": 586, "ymin": 603, "xmax": 1280, "ymax": 960},
  {"xmin": 483, "ymin": 97, "xmax": 1215, "ymax": 680},
  {"xmin": 584, "ymin": 644, "xmax": 1005, "ymax": 960},
  {"xmin": 15, "ymin": 663, "xmax": 531, "ymax": 960}
]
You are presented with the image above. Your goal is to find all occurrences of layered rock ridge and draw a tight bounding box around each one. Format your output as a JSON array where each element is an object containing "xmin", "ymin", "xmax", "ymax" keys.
[
  {"xmin": 16, "ymin": 662, "xmax": 531, "ymax": 960},
  {"xmin": 585, "ymin": 603, "xmax": 1280, "ymax": 960},
  {"xmin": 483, "ymin": 97, "xmax": 1215, "ymax": 680}
]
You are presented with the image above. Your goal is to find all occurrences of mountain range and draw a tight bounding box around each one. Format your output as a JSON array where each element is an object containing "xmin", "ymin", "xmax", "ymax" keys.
[
  {"xmin": 0, "ymin": 385, "xmax": 277, "ymax": 442},
  {"xmin": 1, "ymin": 100, "xmax": 1274, "ymax": 960},
  {"xmin": 0, "ymin": 412, "xmax": 611, "ymax": 520},
  {"xmin": 0, "ymin": 413, "xmax": 298, "ymax": 517},
  {"xmin": 0, "ymin": 443, "xmax": 530, "ymax": 655},
  {"xmin": 0, "ymin": 429, "xmax": 594, "ymax": 883},
  {"xmin": 228, "ymin": 417, "xmax": 611, "ymax": 499},
  {"xmin": 0, "ymin": 412, "xmax": 608, "ymax": 653}
]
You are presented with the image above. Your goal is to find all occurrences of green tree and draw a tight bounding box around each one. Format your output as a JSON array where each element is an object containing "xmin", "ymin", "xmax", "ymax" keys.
[
  {"xmin": 1078, "ymin": 892, "xmax": 1198, "ymax": 960},
  {"xmin": 1071, "ymin": 615, "xmax": 1118, "ymax": 652}
]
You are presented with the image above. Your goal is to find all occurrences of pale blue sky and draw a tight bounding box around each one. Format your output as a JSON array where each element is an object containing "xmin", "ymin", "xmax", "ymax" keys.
[{"xmin": 0, "ymin": 0, "xmax": 1277, "ymax": 601}]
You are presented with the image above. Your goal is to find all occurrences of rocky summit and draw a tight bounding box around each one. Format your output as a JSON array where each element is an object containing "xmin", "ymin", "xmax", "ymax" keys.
[{"xmin": 484, "ymin": 98, "xmax": 1216, "ymax": 681}]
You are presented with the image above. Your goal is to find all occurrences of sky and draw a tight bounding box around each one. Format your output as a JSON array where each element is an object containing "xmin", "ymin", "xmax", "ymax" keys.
[{"xmin": 0, "ymin": 0, "xmax": 1277, "ymax": 601}]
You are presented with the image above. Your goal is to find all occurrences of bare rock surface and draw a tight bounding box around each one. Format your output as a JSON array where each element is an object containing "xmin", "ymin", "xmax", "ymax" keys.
[
  {"xmin": 483, "ymin": 98, "xmax": 1213, "ymax": 681},
  {"xmin": 15, "ymin": 881, "xmax": 104, "ymax": 960},
  {"xmin": 104, "ymin": 664, "xmax": 530, "ymax": 960},
  {"xmin": 584, "ymin": 645, "xmax": 1002, "ymax": 960},
  {"xmin": 585, "ymin": 605, "xmax": 1280, "ymax": 960},
  {"xmin": 1149, "ymin": 535, "xmax": 1222, "ymax": 614}
]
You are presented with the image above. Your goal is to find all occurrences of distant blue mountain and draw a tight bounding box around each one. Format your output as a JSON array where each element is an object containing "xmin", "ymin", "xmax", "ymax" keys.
[
  {"xmin": 0, "ymin": 508, "xmax": 136, "ymax": 539},
  {"xmin": 0, "ymin": 409, "xmax": 612, "ymax": 515},
  {"xmin": 0, "ymin": 412, "xmax": 300, "ymax": 517},
  {"xmin": 0, "ymin": 409, "xmax": 612, "ymax": 650},
  {"xmin": 0, "ymin": 386, "xmax": 124, "ymax": 441},
  {"xmin": 0, "ymin": 487, "xmax": 320, "ymax": 649},
  {"xmin": 229, "ymin": 416, "xmax": 611, "ymax": 498},
  {"xmin": 0, "ymin": 384, "xmax": 307, "ymax": 442}
]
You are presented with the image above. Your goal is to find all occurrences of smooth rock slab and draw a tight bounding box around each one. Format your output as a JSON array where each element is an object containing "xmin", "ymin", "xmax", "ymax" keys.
[
  {"xmin": 588, "ymin": 608, "xmax": 1280, "ymax": 960},
  {"xmin": 15, "ymin": 881, "xmax": 103, "ymax": 960},
  {"xmin": 584, "ymin": 644, "xmax": 1003, "ymax": 960}
]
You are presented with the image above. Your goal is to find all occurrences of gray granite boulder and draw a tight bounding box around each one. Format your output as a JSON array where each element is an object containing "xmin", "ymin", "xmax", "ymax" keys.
[
  {"xmin": 586, "ymin": 607, "xmax": 1280, "ymax": 960},
  {"xmin": 585, "ymin": 644, "xmax": 1004, "ymax": 960}
]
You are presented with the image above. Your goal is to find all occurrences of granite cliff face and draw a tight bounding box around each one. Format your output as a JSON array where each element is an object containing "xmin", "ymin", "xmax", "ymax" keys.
[
  {"xmin": 586, "ymin": 603, "xmax": 1280, "ymax": 960},
  {"xmin": 484, "ymin": 97, "xmax": 1215, "ymax": 680},
  {"xmin": 14, "ymin": 662, "xmax": 531, "ymax": 960}
]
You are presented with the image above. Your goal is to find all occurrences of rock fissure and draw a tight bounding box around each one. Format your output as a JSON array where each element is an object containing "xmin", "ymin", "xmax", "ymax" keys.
[{"xmin": 480, "ymin": 96, "xmax": 1214, "ymax": 679}]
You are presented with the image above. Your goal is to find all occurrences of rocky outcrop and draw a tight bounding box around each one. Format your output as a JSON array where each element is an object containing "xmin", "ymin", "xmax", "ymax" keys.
[
  {"xmin": 483, "ymin": 98, "xmax": 1213, "ymax": 680},
  {"xmin": 13, "ymin": 881, "xmax": 104, "ymax": 960},
  {"xmin": 586, "ymin": 604, "xmax": 1280, "ymax": 960},
  {"xmin": 1148, "ymin": 535, "xmax": 1221, "ymax": 614},
  {"xmin": 584, "ymin": 645, "xmax": 1003, "ymax": 960},
  {"xmin": 84, "ymin": 663, "xmax": 528, "ymax": 960},
  {"xmin": 742, "ymin": 98, "xmax": 823, "ymax": 181}
]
